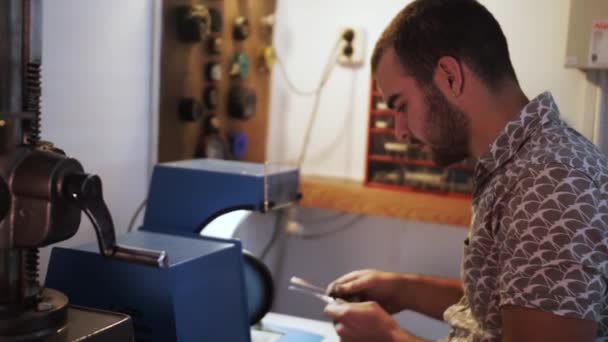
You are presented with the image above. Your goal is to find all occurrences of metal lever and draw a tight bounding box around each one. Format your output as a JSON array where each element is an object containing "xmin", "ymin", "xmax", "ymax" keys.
[{"xmin": 64, "ymin": 173, "xmax": 168, "ymax": 268}]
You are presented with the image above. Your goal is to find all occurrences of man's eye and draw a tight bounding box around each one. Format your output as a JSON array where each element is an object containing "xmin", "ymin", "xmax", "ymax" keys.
[{"xmin": 397, "ymin": 104, "xmax": 407, "ymax": 113}]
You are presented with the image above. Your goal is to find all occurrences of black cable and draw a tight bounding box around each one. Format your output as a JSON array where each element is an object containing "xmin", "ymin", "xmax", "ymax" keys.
[
  {"xmin": 260, "ymin": 211, "xmax": 284, "ymax": 260},
  {"xmin": 127, "ymin": 199, "xmax": 147, "ymax": 233}
]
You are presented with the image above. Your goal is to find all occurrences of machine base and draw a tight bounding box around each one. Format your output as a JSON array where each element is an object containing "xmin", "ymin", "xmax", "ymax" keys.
[
  {"xmin": 0, "ymin": 302, "xmax": 133, "ymax": 342},
  {"xmin": 65, "ymin": 306, "xmax": 133, "ymax": 342}
]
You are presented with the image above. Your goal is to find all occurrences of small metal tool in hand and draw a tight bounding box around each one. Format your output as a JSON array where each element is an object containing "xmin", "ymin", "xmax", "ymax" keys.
[{"xmin": 288, "ymin": 276, "xmax": 345, "ymax": 305}]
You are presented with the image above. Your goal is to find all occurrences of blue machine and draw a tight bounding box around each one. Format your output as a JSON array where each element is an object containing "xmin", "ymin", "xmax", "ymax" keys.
[
  {"xmin": 141, "ymin": 159, "xmax": 300, "ymax": 236},
  {"xmin": 46, "ymin": 159, "xmax": 303, "ymax": 342},
  {"xmin": 47, "ymin": 231, "xmax": 250, "ymax": 341}
]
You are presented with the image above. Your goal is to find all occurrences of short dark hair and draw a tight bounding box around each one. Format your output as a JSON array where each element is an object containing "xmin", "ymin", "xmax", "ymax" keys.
[{"xmin": 371, "ymin": 0, "xmax": 518, "ymax": 89}]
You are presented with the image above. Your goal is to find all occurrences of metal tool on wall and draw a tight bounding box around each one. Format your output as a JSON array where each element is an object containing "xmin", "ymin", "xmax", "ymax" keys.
[
  {"xmin": 176, "ymin": 4, "xmax": 212, "ymax": 42},
  {"xmin": 260, "ymin": 13, "xmax": 275, "ymax": 36},
  {"xmin": 205, "ymin": 61, "xmax": 223, "ymax": 81},
  {"xmin": 229, "ymin": 131, "xmax": 249, "ymax": 160},
  {"xmin": 179, "ymin": 97, "xmax": 203, "ymax": 121},
  {"xmin": 196, "ymin": 114, "xmax": 230, "ymax": 159},
  {"xmin": 258, "ymin": 13, "xmax": 275, "ymax": 74},
  {"xmin": 158, "ymin": 0, "xmax": 276, "ymax": 163},
  {"xmin": 233, "ymin": 15, "xmax": 251, "ymax": 40},
  {"xmin": 228, "ymin": 84, "xmax": 257, "ymax": 120},
  {"xmin": 230, "ymin": 52, "xmax": 252, "ymax": 80},
  {"xmin": 209, "ymin": 7, "xmax": 223, "ymax": 33},
  {"xmin": 203, "ymin": 85, "xmax": 219, "ymax": 110},
  {"xmin": 205, "ymin": 7, "xmax": 223, "ymax": 55},
  {"xmin": 208, "ymin": 36, "xmax": 223, "ymax": 54},
  {"xmin": 258, "ymin": 46, "xmax": 276, "ymax": 73}
]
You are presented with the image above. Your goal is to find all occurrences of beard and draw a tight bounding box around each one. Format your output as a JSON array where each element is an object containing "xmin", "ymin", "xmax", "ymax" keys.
[{"xmin": 420, "ymin": 82, "xmax": 471, "ymax": 167}]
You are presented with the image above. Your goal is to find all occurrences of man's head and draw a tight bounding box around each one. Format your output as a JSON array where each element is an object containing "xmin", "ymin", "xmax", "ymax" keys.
[{"xmin": 372, "ymin": 0, "xmax": 518, "ymax": 165}]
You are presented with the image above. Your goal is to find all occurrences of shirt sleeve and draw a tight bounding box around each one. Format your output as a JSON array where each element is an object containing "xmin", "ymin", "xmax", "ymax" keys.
[{"xmin": 498, "ymin": 163, "xmax": 608, "ymax": 321}]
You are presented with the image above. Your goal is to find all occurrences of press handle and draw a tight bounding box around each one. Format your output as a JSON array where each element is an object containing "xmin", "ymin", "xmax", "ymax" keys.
[{"xmin": 64, "ymin": 173, "xmax": 168, "ymax": 267}]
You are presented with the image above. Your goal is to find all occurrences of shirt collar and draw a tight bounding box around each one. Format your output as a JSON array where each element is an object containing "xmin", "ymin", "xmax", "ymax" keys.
[{"xmin": 476, "ymin": 91, "xmax": 560, "ymax": 175}]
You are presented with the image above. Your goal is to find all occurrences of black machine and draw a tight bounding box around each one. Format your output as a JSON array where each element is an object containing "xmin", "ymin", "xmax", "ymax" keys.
[{"xmin": 0, "ymin": 1, "xmax": 166, "ymax": 340}]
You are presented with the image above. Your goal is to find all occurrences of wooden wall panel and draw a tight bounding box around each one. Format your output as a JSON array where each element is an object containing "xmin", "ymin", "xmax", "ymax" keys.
[{"xmin": 158, "ymin": 0, "xmax": 275, "ymax": 163}]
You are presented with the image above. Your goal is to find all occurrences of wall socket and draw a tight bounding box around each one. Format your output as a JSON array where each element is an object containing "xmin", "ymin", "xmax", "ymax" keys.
[{"xmin": 337, "ymin": 27, "xmax": 366, "ymax": 68}]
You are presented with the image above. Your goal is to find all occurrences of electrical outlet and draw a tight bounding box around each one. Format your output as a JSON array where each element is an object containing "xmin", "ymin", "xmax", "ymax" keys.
[{"xmin": 337, "ymin": 27, "xmax": 366, "ymax": 68}]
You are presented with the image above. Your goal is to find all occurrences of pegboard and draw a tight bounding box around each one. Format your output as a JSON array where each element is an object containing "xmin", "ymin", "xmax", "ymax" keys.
[{"xmin": 157, "ymin": 0, "xmax": 276, "ymax": 163}]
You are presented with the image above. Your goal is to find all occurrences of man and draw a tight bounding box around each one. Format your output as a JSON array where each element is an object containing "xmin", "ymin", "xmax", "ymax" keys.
[{"xmin": 323, "ymin": 0, "xmax": 608, "ymax": 341}]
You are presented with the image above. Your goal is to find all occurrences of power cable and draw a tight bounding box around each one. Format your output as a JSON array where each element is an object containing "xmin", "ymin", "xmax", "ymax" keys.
[
  {"xmin": 274, "ymin": 38, "xmax": 342, "ymax": 97},
  {"xmin": 289, "ymin": 215, "xmax": 364, "ymax": 240},
  {"xmin": 260, "ymin": 211, "xmax": 284, "ymax": 260},
  {"xmin": 127, "ymin": 199, "xmax": 147, "ymax": 233}
]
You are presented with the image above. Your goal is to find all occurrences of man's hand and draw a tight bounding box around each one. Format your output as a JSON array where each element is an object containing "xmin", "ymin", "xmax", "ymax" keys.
[
  {"xmin": 327, "ymin": 269, "xmax": 463, "ymax": 320},
  {"xmin": 327, "ymin": 269, "xmax": 408, "ymax": 314},
  {"xmin": 323, "ymin": 301, "xmax": 424, "ymax": 342}
]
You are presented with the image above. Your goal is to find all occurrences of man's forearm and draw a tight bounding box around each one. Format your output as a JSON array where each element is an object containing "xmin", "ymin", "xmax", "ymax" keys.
[{"xmin": 400, "ymin": 274, "xmax": 463, "ymax": 321}]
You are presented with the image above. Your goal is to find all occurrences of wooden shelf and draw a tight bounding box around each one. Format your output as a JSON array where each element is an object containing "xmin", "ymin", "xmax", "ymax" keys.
[
  {"xmin": 369, "ymin": 128, "xmax": 395, "ymax": 134},
  {"xmin": 371, "ymin": 109, "xmax": 395, "ymax": 116},
  {"xmin": 300, "ymin": 176, "xmax": 471, "ymax": 227}
]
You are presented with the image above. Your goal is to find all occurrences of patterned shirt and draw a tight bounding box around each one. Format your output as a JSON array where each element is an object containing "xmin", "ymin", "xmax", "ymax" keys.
[{"xmin": 441, "ymin": 92, "xmax": 608, "ymax": 341}]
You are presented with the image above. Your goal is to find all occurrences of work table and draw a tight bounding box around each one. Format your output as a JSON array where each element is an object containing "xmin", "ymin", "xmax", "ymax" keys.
[{"xmin": 300, "ymin": 176, "xmax": 471, "ymax": 228}]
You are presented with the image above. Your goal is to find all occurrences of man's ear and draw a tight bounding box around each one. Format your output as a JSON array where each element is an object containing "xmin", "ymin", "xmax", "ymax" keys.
[{"xmin": 434, "ymin": 56, "xmax": 464, "ymax": 98}]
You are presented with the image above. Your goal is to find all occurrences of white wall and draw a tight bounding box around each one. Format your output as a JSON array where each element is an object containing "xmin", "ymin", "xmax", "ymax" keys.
[
  {"xmin": 39, "ymin": 0, "xmax": 155, "ymax": 279},
  {"xmin": 267, "ymin": 0, "xmax": 588, "ymax": 179},
  {"xmin": 483, "ymin": 0, "xmax": 587, "ymax": 130},
  {"xmin": 259, "ymin": 0, "xmax": 591, "ymax": 340}
]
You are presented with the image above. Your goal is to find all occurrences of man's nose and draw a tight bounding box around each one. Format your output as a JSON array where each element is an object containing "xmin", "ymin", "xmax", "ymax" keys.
[{"xmin": 395, "ymin": 113, "xmax": 410, "ymax": 142}]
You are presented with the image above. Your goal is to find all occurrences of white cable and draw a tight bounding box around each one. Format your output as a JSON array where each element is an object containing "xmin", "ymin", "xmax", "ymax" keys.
[
  {"xmin": 297, "ymin": 88, "xmax": 325, "ymax": 166},
  {"xmin": 288, "ymin": 215, "xmax": 364, "ymax": 240},
  {"xmin": 274, "ymin": 55, "xmax": 319, "ymax": 96},
  {"xmin": 294, "ymin": 40, "xmax": 342, "ymax": 166},
  {"xmin": 274, "ymin": 38, "xmax": 342, "ymax": 97},
  {"xmin": 127, "ymin": 199, "xmax": 147, "ymax": 233}
]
